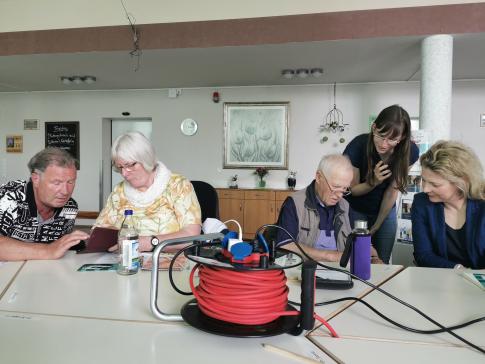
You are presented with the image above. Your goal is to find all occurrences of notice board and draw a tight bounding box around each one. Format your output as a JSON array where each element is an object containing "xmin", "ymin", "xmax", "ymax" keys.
[{"xmin": 45, "ymin": 121, "xmax": 80, "ymax": 168}]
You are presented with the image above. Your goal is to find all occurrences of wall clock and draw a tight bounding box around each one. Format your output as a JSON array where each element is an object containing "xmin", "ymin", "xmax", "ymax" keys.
[{"xmin": 180, "ymin": 118, "xmax": 198, "ymax": 136}]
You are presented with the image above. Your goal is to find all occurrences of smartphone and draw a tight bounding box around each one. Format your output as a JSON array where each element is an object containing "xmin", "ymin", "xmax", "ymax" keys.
[{"xmin": 315, "ymin": 269, "xmax": 353, "ymax": 290}]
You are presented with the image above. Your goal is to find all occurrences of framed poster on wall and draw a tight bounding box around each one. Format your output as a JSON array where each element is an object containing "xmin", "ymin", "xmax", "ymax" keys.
[
  {"xmin": 6, "ymin": 135, "xmax": 23, "ymax": 153},
  {"xmin": 223, "ymin": 102, "xmax": 289, "ymax": 169},
  {"xmin": 45, "ymin": 121, "xmax": 80, "ymax": 168}
]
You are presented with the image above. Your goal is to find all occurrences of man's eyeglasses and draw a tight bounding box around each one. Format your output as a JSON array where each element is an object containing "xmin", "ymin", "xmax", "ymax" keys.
[
  {"xmin": 113, "ymin": 161, "xmax": 138, "ymax": 173},
  {"xmin": 321, "ymin": 173, "xmax": 351, "ymax": 196},
  {"xmin": 373, "ymin": 132, "xmax": 400, "ymax": 146}
]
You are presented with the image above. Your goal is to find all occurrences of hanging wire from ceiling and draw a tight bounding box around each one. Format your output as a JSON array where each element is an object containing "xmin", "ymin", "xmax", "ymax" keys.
[
  {"xmin": 320, "ymin": 83, "xmax": 349, "ymax": 143},
  {"xmin": 120, "ymin": 0, "xmax": 142, "ymax": 71}
]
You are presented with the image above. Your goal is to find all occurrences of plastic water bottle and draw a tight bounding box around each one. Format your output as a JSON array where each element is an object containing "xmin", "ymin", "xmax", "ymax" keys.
[
  {"xmin": 117, "ymin": 209, "xmax": 140, "ymax": 275},
  {"xmin": 350, "ymin": 220, "xmax": 371, "ymax": 280}
]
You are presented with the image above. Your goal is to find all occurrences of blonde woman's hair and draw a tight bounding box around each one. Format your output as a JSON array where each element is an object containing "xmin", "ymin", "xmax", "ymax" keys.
[{"xmin": 420, "ymin": 140, "xmax": 485, "ymax": 200}]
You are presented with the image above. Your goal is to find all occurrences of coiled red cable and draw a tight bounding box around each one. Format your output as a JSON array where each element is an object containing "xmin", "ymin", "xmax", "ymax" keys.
[
  {"xmin": 189, "ymin": 263, "xmax": 339, "ymax": 337},
  {"xmin": 190, "ymin": 264, "xmax": 298, "ymax": 325}
]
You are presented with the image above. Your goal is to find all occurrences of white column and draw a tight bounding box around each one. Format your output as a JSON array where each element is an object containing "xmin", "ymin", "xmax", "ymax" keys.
[{"xmin": 419, "ymin": 34, "xmax": 453, "ymax": 144}]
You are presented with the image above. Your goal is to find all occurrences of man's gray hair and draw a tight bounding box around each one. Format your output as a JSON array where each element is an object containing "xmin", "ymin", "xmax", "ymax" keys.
[
  {"xmin": 111, "ymin": 131, "xmax": 157, "ymax": 172},
  {"xmin": 318, "ymin": 154, "xmax": 353, "ymax": 176},
  {"xmin": 28, "ymin": 147, "xmax": 78, "ymax": 173}
]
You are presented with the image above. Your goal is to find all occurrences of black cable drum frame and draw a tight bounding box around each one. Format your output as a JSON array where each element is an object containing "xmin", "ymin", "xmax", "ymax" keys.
[{"xmin": 180, "ymin": 243, "xmax": 304, "ymax": 337}]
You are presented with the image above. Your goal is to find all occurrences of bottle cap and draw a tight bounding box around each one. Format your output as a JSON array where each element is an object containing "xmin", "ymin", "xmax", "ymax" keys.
[
  {"xmin": 355, "ymin": 220, "xmax": 368, "ymax": 229},
  {"xmin": 124, "ymin": 209, "xmax": 133, "ymax": 216}
]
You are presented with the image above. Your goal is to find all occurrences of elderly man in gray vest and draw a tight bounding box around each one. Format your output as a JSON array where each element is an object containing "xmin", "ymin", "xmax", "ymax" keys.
[{"xmin": 277, "ymin": 154, "xmax": 381, "ymax": 262}]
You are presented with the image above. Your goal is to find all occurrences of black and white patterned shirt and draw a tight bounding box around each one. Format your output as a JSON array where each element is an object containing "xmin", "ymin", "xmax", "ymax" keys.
[{"xmin": 0, "ymin": 180, "xmax": 78, "ymax": 243}]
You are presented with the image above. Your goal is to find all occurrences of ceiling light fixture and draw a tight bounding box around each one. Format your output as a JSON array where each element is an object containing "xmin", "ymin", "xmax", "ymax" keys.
[
  {"xmin": 60, "ymin": 76, "xmax": 72, "ymax": 85},
  {"xmin": 59, "ymin": 75, "xmax": 97, "ymax": 85},
  {"xmin": 320, "ymin": 82, "xmax": 349, "ymax": 141},
  {"xmin": 296, "ymin": 69, "xmax": 309, "ymax": 78},
  {"xmin": 281, "ymin": 68, "xmax": 324, "ymax": 80},
  {"xmin": 84, "ymin": 76, "xmax": 97, "ymax": 84},
  {"xmin": 281, "ymin": 69, "xmax": 295, "ymax": 79},
  {"xmin": 310, "ymin": 68, "xmax": 324, "ymax": 77}
]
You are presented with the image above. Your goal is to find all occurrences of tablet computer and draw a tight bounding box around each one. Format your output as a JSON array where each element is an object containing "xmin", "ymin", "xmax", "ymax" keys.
[
  {"xmin": 315, "ymin": 269, "xmax": 353, "ymax": 290},
  {"xmin": 76, "ymin": 227, "xmax": 119, "ymax": 254}
]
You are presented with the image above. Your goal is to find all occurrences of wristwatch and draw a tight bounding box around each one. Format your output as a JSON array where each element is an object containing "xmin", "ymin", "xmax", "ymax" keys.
[{"xmin": 151, "ymin": 236, "xmax": 160, "ymax": 250}]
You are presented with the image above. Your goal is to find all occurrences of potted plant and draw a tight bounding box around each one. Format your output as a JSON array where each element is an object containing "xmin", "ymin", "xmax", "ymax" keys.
[{"xmin": 254, "ymin": 167, "xmax": 268, "ymax": 188}]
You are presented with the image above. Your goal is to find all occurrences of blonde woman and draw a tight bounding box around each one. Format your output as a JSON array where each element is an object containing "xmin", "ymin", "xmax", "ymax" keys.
[{"xmin": 411, "ymin": 140, "xmax": 485, "ymax": 269}]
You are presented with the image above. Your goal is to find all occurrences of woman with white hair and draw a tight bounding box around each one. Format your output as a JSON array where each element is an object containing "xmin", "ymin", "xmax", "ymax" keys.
[{"xmin": 95, "ymin": 131, "xmax": 201, "ymax": 251}]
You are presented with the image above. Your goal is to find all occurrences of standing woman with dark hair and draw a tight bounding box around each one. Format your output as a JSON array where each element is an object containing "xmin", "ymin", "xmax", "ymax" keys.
[{"xmin": 343, "ymin": 105, "xmax": 419, "ymax": 263}]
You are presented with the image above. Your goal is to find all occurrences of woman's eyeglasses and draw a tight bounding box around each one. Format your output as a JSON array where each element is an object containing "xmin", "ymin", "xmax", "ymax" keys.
[
  {"xmin": 113, "ymin": 161, "xmax": 138, "ymax": 173},
  {"xmin": 373, "ymin": 132, "xmax": 400, "ymax": 146},
  {"xmin": 321, "ymin": 173, "xmax": 351, "ymax": 196}
]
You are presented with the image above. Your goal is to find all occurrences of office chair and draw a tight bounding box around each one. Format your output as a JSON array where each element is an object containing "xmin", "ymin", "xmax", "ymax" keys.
[{"xmin": 191, "ymin": 180, "xmax": 220, "ymax": 222}]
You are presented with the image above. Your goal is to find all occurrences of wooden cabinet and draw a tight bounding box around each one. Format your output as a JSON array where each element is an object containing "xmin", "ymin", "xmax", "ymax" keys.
[
  {"xmin": 217, "ymin": 188, "xmax": 294, "ymax": 240},
  {"xmin": 243, "ymin": 190, "xmax": 275, "ymax": 238},
  {"xmin": 217, "ymin": 189, "xmax": 244, "ymax": 230}
]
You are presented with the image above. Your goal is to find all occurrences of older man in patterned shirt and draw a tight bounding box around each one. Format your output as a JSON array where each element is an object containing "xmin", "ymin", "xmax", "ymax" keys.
[{"xmin": 0, "ymin": 148, "xmax": 89, "ymax": 261}]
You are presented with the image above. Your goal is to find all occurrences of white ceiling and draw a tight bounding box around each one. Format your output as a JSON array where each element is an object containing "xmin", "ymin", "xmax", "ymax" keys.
[{"xmin": 0, "ymin": 33, "xmax": 484, "ymax": 92}]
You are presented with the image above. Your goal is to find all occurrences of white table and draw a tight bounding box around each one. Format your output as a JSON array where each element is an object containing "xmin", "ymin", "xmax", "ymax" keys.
[
  {"xmin": 0, "ymin": 311, "xmax": 332, "ymax": 364},
  {"xmin": 0, "ymin": 261, "xmax": 24, "ymax": 299},
  {"xmin": 308, "ymin": 335, "xmax": 485, "ymax": 364},
  {"xmin": 310, "ymin": 267, "xmax": 485, "ymax": 349},
  {"xmin": 0, "ymin": 252, "xmax": 402, "ymax": 327},
  {"xmin": 286, "ymin": 263, "xmax": 404, "ymax": 320},
  {"xmin": 0, "ymin": 252, "xmax": 189, "ymax": 323}
]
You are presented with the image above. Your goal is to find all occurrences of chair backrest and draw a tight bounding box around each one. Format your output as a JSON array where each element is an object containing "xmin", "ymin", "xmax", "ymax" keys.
[{"xmin": 191, "ymin": 180, "xmax": 219, "ymax": 222}]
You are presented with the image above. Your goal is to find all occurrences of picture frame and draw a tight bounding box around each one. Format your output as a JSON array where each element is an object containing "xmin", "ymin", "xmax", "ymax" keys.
[
  {"xmin": 400, "ymin": 198, "xmax": 413, "ymax": 220},
  {"xmin": 24, "ymin": 119, "xmax": 39, "ymax": 130},
  {"xmin": 223, "ymin": 102, "xmax": 289, "ymax": 169},
  {"xmin": 6, "ymin": 135, "xmax": 23, "ymax": 153}
]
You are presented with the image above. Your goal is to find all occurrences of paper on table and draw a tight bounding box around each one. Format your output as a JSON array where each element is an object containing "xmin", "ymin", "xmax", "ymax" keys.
[
  {"xmin": 140, "ymin": 253, "xmax": 188, "ymax": 271},
  {"xmin": 93, "ymin": 253, "xmax": 118, "ymax": 264},
  {"xmin": 462, "ymin": 271, "xmax": 485, "ymax": 290}
]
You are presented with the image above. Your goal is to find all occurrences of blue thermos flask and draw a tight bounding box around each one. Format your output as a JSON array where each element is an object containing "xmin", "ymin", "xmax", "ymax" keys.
[{"xmin": 350, "ymin": 220, "xmax": 371, "ymax": 280}]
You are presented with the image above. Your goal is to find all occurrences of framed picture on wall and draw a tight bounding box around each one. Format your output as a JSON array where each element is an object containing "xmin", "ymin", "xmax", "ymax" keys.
[
  {"xmin": 6, "ymin": 135, "xmax": 23, "ymax": 153},
  {"xmin": 24, "ymin": 119, "xmax": 39, "ymax": 130},
  {"xmin": 223, "ymin": 102, "xmax": 289, "ymax": 169}
]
